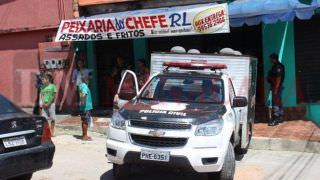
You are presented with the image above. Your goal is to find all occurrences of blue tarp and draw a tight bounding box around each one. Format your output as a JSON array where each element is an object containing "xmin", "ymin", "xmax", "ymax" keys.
[{"xmin": 229, "ymin": 0, "xmax": 320, "ymax": 27}]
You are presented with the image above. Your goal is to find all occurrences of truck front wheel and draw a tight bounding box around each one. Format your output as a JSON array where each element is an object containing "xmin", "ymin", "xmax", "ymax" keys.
[
  {"xmin": 208, "ymin": 142, "xmax": 235, "ymax": 180},
  {"xmin": 113, "ymin": 163, "xmax": 131, "ymax": 180}
]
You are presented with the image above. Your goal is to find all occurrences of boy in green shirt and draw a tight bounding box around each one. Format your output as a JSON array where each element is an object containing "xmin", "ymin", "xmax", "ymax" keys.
[
  {"xmin": 40, "ymin": 74, "xmax": 57, "ymax": 136},
  {"xmin": 79, "ymin": 75, "xmax": 93, "ymax": 141}
]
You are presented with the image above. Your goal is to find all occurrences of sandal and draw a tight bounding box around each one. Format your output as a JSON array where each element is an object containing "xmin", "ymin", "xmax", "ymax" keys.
[{"xmin": 82, "ymin": 136, "xmax": 93, "ymax": 141}]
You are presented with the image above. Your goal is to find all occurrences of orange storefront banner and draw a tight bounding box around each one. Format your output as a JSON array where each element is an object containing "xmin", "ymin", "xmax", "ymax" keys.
[{"xmin": 79, "ymin": 0, "xmax": 141, "ymax": 6}]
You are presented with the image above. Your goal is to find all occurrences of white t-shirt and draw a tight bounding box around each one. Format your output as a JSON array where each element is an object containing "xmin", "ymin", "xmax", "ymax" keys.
[{"xmin": 72, "ymin": 69, "xmax": 91, "ymax": 86}]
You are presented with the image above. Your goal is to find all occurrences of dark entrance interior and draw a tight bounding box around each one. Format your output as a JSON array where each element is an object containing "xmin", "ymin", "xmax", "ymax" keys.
[
  {"xmin": 94, "ymin": 25, "xmax": 264, "ymax": 108},
  {"xmin": 95, "ymin": 39, "xmax": 134, "ymax": 107},
  {"xmin": 148, "ymin": 25, "xmax": 265, "ymax": 106},
  {"xmin": 295, "ymin": 15, "xmax": 320, "ymax": 104}
]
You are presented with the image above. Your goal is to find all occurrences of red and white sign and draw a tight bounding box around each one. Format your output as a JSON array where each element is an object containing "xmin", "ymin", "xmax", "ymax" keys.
[{"xmin": 55, "ymin": 3, "xmax": 229, "ymax": 41}]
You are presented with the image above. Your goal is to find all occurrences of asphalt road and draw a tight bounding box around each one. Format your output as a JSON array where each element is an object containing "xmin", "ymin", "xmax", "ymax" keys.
[{"xmin": 33, "ymin": 132, "xmax": 320, "ymax": 180}]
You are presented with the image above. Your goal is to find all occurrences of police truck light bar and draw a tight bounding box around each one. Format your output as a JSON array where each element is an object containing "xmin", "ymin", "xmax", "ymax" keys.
[{"xmin": 163, "ymin": 62, "xmax": 227, "ymax": 70}]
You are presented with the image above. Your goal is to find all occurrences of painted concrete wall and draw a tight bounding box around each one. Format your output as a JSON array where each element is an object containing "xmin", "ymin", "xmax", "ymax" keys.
[
  {"xmin": 0, "ymin": 0, "xmax": 73, "ymax": 31},
  {"xmin": 262, "ymin": 22, "xmax": 297, "ymax": 107},
  {"xmin": 0, "ymin": 29, "xmax": 56, "ymax": 106},
  {"xmin": 133, "ymin": 38, "xmax": 148, "ymax": 71},
  {"xmin": 86, "ymin": 41, "xmax": 99, "ymax": 106},
  {"xmin": 307, "ymin": 104, "xmax": 320, "ymax": 125},
  {"xmin": 0, "ymin": 0, "xmax": 74, "ymax": 108}
]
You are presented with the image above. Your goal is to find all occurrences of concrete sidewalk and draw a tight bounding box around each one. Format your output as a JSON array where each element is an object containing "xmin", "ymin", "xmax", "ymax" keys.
[
  {"xmin": 251, "ymin": 120, "xmax": 320, "ymax": 153},
  {"xmin": 55, "ymin": 115, "xmax": 320, "ymax": 153}
]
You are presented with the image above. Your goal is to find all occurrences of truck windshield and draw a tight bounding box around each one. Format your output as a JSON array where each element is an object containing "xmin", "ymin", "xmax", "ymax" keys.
[{"xmin": 140, "ymin": 75, "xmax": 224, "ymax": 103}]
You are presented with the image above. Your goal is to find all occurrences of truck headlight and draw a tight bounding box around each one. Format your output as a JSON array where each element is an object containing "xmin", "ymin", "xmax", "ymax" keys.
[
  {"xmin": 195, "ymin": 120, "xmax": 223, "ymax": 136},
  {"xmin": 111, "ymin": 112, "xmax": 126, "ymax": 130}
]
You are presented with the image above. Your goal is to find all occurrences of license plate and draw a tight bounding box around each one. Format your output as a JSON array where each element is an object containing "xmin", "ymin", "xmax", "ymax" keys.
[
  {"xmin": 3, "ymin": 136, "xmax": 27, "ymax": 148},
  {"xmin": 141, "ymin": 149, "xmax": 170, "ymax": 162}
]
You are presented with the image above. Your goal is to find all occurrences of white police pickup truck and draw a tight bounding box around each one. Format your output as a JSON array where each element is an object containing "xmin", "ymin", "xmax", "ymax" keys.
[{"xmin": 107, "ymin": 52, "xmax": 257, "ymax": 180}]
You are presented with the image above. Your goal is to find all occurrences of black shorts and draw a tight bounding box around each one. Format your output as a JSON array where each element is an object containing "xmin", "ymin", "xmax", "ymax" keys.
[{"xmin": 80, "ymin": 110, "xmax": 91, "ymax": 124}]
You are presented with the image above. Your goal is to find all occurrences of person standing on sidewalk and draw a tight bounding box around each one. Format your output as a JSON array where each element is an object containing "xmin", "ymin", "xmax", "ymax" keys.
[
  {"xmin": 72, "ymin": 58, "xmax": 91, "ymax": 113},
  {"xmin": 267, "ymin": 53, "xmax": 285, "ymax": 126},
  {"xmin": 79, "ymin": 75, "xmax": 93, "ymax": 141},
  {"xmin": 33, "ymin": 66, "xmax": 46, "ymax": 115},
  {"xmin": 40, "ymin": 74, "xmax": 57, "ymax": 136}
]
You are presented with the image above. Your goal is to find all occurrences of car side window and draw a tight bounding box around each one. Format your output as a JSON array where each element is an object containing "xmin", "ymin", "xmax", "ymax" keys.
[{"xmin": 228, "ymin": 80, "xmax": 236, "ymax": 105}]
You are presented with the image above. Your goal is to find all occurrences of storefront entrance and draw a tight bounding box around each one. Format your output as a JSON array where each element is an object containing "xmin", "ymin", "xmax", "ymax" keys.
[
  {"xmin": 148, "ymin": 25, "xmax": 264, "ymax": 106},
  {"xmin": 92, "ymin": 25, "xmax": 265, "ymax": 108},
  {"xmin": 95, "ymin": 39, "xmax": 134, "ymax": 107}
]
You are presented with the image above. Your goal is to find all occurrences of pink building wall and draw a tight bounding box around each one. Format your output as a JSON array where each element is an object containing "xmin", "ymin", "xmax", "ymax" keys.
[{"xmin": 0, "ymin": 0, "xmax": 74, "ymax": 108}]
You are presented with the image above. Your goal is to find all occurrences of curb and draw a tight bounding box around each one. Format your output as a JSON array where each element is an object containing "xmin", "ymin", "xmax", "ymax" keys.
[
  {"xmin": 56, "ymin": 125, "xmax": 320, "ymax": 153},
  {"xmin": 250, "ymin": 137, "xmax": 320, "ymax": 153}
]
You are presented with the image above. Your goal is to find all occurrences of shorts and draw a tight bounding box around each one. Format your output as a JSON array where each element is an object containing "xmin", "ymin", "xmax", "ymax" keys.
[
  {"xmin": 41, "ymin": 103, "xmax": 56, "ymax": 121},
  {"xmin": 81, "ymin": 110, "xmax": 91, "ymax": 124}
]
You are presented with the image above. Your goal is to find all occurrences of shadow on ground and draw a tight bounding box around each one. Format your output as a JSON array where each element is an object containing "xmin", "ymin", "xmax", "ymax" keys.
[
  {"xmin": 73, "ymin": 135, "xmax": 83, "ymax": 140},
  {"xmin": 100, "ymin": 166, "xmax": 210, "ymax": 180}
]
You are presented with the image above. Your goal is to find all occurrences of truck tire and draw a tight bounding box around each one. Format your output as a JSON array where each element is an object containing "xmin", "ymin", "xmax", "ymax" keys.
[
  {"xmin": 235, "ymin": 122, "xmax": 252, "ymax": 154},
  {"xmin": 208, "ymin": 142, "xmax": 235, "ymax": 180},
  {"xmin": 113, "ymin": 163, "xmax": 131, "ymax": 180}
]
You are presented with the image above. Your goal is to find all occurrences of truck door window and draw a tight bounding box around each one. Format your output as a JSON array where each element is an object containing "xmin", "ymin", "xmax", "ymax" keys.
[
  {"xmin": 228, "ymin": 79, "xmax": 236, "ymax": 105},
  {"xmin": 118, "ymin": 73, "xmax": 137, "ymax": 100}
]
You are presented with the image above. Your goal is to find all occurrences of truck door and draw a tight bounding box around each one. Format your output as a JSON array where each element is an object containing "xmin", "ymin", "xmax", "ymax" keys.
[
  {"xmin": 113, "ymin": 70, "xmax": 139, "ymax": 112},
  {"xmin": 228, "ymin": 79, "xmax": 240, "ymax": 134}
]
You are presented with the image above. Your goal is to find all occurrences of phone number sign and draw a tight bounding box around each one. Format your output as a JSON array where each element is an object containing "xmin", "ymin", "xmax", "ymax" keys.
[{"xmin": 55, "ymin": 3, "xmax": 229, "ymax": 41}]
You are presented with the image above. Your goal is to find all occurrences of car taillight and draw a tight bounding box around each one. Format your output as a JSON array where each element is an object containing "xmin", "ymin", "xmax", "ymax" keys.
[{"xmin": 42, "ymin": 121, "xmax": 52, "ymax": 143}]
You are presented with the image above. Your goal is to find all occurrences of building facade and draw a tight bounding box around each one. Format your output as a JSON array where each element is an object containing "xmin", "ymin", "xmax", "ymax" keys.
[{"xmin": 72, "ymin": 0, "xmax": 320, "ymax": 124}]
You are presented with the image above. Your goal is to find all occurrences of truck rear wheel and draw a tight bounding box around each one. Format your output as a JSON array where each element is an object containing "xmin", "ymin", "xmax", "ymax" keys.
[
  {"xmin": 208, "ymin": 142, "xmax": 235, "ymax": 180},
  {"xmin": 113, "ymin": 163, "xmax": 131, "ymax": 180}
]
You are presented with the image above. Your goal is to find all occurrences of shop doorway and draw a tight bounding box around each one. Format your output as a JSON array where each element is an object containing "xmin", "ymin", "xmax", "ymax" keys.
[
  {"xmin": 148, "ymin": 25, "xmax": 265, "ymax": 106},
  {"xmin": 95, "ymin": 40, "xmax": 134, "ymax": 107},
  {"xmin": 94, "ymin": 26, "xmax": 264, "ymax": 108}
]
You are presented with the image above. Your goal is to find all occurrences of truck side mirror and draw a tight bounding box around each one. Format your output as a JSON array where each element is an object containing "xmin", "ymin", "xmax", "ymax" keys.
[{"xmin": 232, "ymin": 96, "xmax": 248, "ymax": 107}]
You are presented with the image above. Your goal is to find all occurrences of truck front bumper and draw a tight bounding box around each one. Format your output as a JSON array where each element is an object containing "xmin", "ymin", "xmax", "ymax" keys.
[{"xmin": 106, "ymin": 135, "xmax": 225, "ymax": 173}]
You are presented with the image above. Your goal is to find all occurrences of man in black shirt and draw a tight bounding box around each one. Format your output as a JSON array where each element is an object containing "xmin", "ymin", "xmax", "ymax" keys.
[{"xmin": 267, "ymin": 53, "xmax": 285, "ymax": 126}]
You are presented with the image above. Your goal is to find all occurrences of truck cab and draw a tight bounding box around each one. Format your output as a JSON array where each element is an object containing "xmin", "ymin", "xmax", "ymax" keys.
[{"xmin": 107, "ymin": 53, "xmax": 257, "ymax": 180}]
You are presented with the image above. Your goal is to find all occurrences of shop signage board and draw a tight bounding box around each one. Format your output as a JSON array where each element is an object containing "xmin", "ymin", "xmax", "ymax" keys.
[{"xmin": 55, "ymin": 3, "xmax": 229, "ymax": 41}]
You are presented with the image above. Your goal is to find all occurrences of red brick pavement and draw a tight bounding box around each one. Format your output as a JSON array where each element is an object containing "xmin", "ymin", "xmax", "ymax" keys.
[
  {"xmin": 58, "ymin": 116, "xmax": 320, "ymax": 142},
  {"xmin": 254, "ymin": 120, "xmax": 320, "ymax": 141}
]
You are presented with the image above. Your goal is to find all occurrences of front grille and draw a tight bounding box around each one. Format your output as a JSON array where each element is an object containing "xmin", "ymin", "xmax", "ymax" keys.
[
  {"xmin": 130, "ymin": 134, "xmax": 188, "ymax": 147},
  {"xmin": 130, "ymin": 120, "xmax": 191, "ymax": 130}
]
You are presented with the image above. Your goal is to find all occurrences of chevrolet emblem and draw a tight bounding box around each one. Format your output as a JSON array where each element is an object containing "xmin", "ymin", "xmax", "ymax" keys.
[{"xmin": 148, "ymin": 130, "xmax": 165, "ymax": 137}]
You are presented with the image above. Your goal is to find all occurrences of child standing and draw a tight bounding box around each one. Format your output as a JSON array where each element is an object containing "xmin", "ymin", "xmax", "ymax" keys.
[
  {"xmin": 40, "ymin": 74, "xmax": 57, "ymax": 136},
  {"xmin": 79, "ymin": 75, "xmax": 93, "ymax": 141}
]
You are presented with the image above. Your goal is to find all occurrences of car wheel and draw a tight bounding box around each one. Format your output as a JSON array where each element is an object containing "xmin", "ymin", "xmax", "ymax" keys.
[
  {"xmin": 113, "ymin": 163, "xmax": 131, "ymax": 180},
  {"xmin": 9, "ymin": 173, "xmax": 33, "ymax": 180},
  {"xmin": 208, "ymin": 142, "xmax": 235, "ymax": 180}
]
